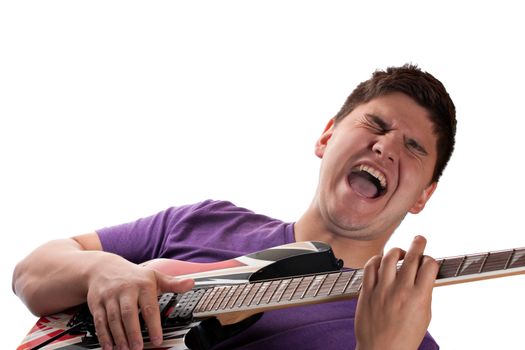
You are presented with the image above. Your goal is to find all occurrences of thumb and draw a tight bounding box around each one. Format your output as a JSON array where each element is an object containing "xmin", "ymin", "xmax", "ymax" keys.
[{"xmin": 156, "ymin": 272, "xmax": 195, "ymax": 293}]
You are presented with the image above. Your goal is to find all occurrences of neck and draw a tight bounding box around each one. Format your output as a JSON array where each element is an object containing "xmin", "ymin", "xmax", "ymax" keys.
[{"xmin": 294, "ymin": 204, "xmax": 391, "ymax": 268}]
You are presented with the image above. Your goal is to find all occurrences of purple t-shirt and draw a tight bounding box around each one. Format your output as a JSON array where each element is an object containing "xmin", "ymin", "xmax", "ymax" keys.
[{"xmin": 97, "ymin": 200, "xmax": 439, "ymax": 350}]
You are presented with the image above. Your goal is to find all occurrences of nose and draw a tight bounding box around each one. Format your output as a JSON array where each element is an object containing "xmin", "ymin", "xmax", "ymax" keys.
[{"xmin": 371, "ymin": 135, "xmax": 398, "ymax": 163}]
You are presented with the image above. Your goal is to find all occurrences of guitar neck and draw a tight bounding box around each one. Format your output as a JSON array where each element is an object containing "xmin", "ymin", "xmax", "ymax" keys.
[
  {"xmin": 434, "ymin": 247, "xmax": 525, "ymax": 286},
  {"xmin": 193, "ymin": 247, "xmax": 525, "ymax": 318}
]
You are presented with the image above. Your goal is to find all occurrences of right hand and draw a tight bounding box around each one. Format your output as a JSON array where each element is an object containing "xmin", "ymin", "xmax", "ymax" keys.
[{"xmin": 86, "ymin": 255, "xmax": 194, "ymax": 350}]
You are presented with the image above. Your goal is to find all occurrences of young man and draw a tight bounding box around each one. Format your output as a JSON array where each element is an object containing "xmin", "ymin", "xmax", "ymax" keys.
[{"xmin": 13, "ymin": 64, "xmax": 456, "ymax": 350}]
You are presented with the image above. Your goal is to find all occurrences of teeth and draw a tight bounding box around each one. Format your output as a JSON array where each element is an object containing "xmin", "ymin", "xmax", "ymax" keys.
[{"xmin": 358, "ymin": 164, "xmax": 387, "ymax": 190}]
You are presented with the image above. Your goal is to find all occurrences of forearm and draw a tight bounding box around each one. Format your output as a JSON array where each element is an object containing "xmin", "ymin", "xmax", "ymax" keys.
[{"xmin": 12, "ymin": 238, "xmax": 122, "ymax": 316}]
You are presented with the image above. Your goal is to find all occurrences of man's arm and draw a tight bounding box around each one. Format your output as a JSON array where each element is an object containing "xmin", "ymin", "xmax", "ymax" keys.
[
  {"xmin": 12, "ymin": 232, "xmax": 194, "ymax": 350},
  {"xmin": 355, "ymin": 236, "xmax": 439, "ymax": 350}
]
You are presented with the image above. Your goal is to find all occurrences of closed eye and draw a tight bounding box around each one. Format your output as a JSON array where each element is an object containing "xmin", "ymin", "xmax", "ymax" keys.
[
  {"xmin": 405, "ymin": 138, "xmax": 427, "ymax": 155},
  {"xmin": 364, "ymin": 114, "xmax": 391, "ymax": 134}
]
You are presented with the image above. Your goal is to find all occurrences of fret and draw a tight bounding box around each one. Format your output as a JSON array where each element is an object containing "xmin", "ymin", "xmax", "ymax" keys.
[
  {"xmin": 313, "ymin": 273, "xmax": 333, "ymax": 298},
  {"xmin": 298, "ymin": 276, "xmax": 316, "ymax": 299},
  {"xmin": 200, "ymin": 287, "xmax": 219, "ymax": 312},
  {"xmin": 282, "ymin": 277, "xmax": 303, "ymax": 301},
  {"xmin": 210, "ymin": 286, "xmax": 229, "ymax": 311},
  {"xmin": 324, "ymin": 272, "xmax": 343, "ymax": 297},
  {"xmin": 508, "ymin": 248, "xmax": 525, "ymax": 269},
  {"xmin": 346, "ymin": 270, "xmax": 362, "ymax": 294},
  {"xmin": 289, "ymin": 276, "xmax": 313, "ymax": 300},
  {"xmin": 235, "ymin": 283, "xmax": 255, "ymax": 308},
  {"xmin": 504, "ymin": 250, "xmax": 515, "ymax": 270},
  {"xmin": 262, "ymin": 280, "xmax": 281, "ymax": 304},
  {"xmin": 227, "ymin": 284, "xmax": 245, "ymax": 309},
  {"xmin": 342, "ymin": 270, "xmax": 357, "ymax": 294},
  {"xmin": 478, "ymin": 253, "xmax": 489, "ymax": 273},
  {"xmin": 454, "ymin": 256, "xmax": 467, "ymax": 277},
  {"xmin": 482, "ymin": 251, "xmax": 514, "ymax": 273},
  {"xmin": 219, "ymin": 285, "xmax": 238, "ymax": 310},
  {"xmin": 194, "ymin": 289, "xmax": 213, "ymax": 313},
  {"xmin": 438, "ymin": 258, "xmax": 444, "ymax": 270},
  {"xmin": 244, "ymin": 282, "xmax": 263, "ymax": 306},
  {"xmin": 304, "ymin": 274, "xmax": 327, "ymax": 298},
  {"xmin": 457, "ymin": 254, "xmax": 485, "ymax": 276},
  {"xmin": 331, "ymin": 271, "xmax": 354, "ymax": 295},
  {"xmin": 252, "ymin": 281, "xmax": 272, "ymax": 306},
  {"xmin": 437, "ymin": 257, "xmax": 465, "ymax": 279},
  {"xmin": 271, "ymin": 279, "xmax": 291, "ymax": 303},
  {"xmin": 313, "ymin": 274, "xmax": 328, "ymax": 297}
]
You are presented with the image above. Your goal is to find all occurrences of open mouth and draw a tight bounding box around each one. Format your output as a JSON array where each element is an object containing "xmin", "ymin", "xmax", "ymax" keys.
[{"xmin": 347, "ymin": 164, "xmax": 387, "ymax": 199}]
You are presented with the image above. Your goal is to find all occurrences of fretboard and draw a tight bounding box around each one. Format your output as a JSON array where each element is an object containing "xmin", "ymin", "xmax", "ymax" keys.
[
  {"xmin": 192, "ymin": 247, "xmax": 525, "ymax": 318},
  {"xmin": 435, "ymin": 247, "xmax": 525, "ymax": 285}
]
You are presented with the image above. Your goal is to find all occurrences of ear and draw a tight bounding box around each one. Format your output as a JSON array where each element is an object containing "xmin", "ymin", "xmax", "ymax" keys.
[
  {"xmin": 409, "ymin": 182, "xmax": 437, "ymax": 214},
  {"xmin": 315, "ymin": 119, "xmax": 335, "ymax": 158}
]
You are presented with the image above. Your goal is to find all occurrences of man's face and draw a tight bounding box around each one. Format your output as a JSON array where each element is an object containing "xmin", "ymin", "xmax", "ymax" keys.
[{"xmin": 314, "ymin": 92, "xmax": 438, "ymax": 240}]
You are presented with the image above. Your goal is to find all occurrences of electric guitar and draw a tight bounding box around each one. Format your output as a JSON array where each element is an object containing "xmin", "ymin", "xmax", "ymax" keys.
[{"xmin": 17, "ymin": 241, "xmax": 525, "ymax": 350}]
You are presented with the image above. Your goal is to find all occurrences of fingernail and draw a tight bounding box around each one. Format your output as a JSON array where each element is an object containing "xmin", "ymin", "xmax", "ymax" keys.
[
  {"xmin": 151, "ymin": 336, "xmax": 163, "ymax": 346},
  {"xmin": 131, "ymin": 342, "xmax": 142, "ymax": 350}
]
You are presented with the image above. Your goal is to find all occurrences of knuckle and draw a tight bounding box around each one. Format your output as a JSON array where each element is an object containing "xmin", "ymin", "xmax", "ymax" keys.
[
  {"xmin": 93, "ymin": 314, "xmax": 107, "ymax": 328},
  {"xmin": 402, "ymin": 253, "xmax": 419, "ymax": 266},
  {"xmin": 98, "ymin": 287, "xmax": 118, "ymax": 300},
  {"xmin": 120, "ymin": 303, "xmax": 136, "ymax": 318},
  {"xmin": 136, "ymin": 275, "xmax": 156, "ymax": 291},
  {"xmin": 107, "ymin": 311, "xmax": 120, "ymax": 324},
  {"xmin": 384, "ymin": 248, "xmax": 403, "ymax": 261},
  {"xmin": 424, "ymin": 255, "xmax": 438, "ymax": 266},
  {"xmin": 365, "ymin": 255, "xmax": 382, "ymax": 268},
  {"xmin": 118, "ymin": 281, "xmax": 134, "ymax": 291},
  {"xmin": 141, "ymin": 303, "xmax": 159, "ymax": 317},
  {"xmin": 421, "ymin": 256, "xmax": 440, "ymax": 273},
  {"xmin": 394, "ymin": 288, "xmax": 410, "ymax": 301}
]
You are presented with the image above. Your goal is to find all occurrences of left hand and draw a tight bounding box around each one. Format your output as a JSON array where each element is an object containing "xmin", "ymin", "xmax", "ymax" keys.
[{"xmin": 355, "ymin": 236, "xmax": 439, "ymax": 350}]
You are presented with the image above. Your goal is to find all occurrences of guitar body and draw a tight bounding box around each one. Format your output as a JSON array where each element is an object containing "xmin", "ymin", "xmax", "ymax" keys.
[{"xmin": 17, "ymin": 241, "xmax": 343, "ymax": 350}]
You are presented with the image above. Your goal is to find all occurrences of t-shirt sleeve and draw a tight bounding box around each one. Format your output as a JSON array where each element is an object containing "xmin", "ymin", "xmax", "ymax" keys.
[
  {"xmin": 419, "ymin": 332, "xmax": 439, "ymax": 350},
  {"xmin": 96, "ymin": 202, "xmax": 208, "ymax": 263}
]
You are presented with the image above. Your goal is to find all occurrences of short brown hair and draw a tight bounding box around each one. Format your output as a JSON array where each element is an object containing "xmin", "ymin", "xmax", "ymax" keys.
[{"xmin": 333, "ymin": 64, "xmax": 456, "ymax": 183}]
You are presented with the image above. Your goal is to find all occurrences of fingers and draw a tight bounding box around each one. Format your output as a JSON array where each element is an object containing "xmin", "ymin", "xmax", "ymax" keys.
[
  {"xmin": 120, "ymin": 293, "xmax": 143, "ymax": 350},
  {"xmin": 362, "ymin": 248, "xmax": 406, "ymax": 293},
  {"xmin": 156, "ymin": 273, "xmax": 195, "ymax": 294},
  {"xmin": 397, "ymin": 235, "xmax": 427, "ymax": 286},
  {"xmin": 106, "ymin": 299, "xmax": 130, "ymax": 350},
  {"xmin": 90, "ymin": 305, "xmax": 113, "ymax": 350},
  {"xmin": 361, "ymin": 255, "xmax": 382, "ymax": 292},
  {"xmin": 355, "ymin": 236, "xmax": 437, "ymax": 349},
  {"xmin": 415, "ymin": 255, "xmax": 439, "ymax": 291},
  {"xmin": 142, "ymin": 273, "xmax": 194, "ymax": 346},
  {"xmin": 362, "ymin": 236, "xmax": 437, "ymax": 293},
  {"xmin": 377, "ymin": 248, "xmax": 406, "ymax": 288},
  {"xmin": 92, "ymin": 290, "xmax": 142, "ymax": 350},
  {"xmin": 86, "ymin": 269, "xmax": 195, "ymax": 350},
  {"xmin": 138, "ymin": 286, "xmax": 163, "ymax": 346}
]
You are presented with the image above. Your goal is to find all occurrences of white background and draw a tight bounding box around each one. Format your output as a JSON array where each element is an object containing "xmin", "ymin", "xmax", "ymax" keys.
[{"xmin": 1, "ymin": 1, "xmax": 524, "ymax": 349}]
